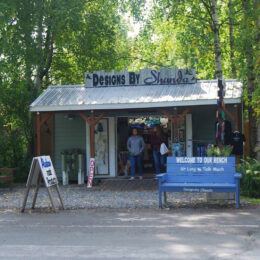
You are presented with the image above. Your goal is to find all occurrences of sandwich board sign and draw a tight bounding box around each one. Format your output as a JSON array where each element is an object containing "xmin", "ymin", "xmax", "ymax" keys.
[{"xmin": 21, "ymin": 156, "xmax": 64, "ymax": 212}]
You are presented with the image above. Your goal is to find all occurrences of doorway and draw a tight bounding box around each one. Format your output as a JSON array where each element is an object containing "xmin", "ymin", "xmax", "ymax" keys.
[
  {"xmin": 116, "ymin": 113, "xmax": 192, "ymax": 177},
  {"xmin": 116, "ymin": 116, "xmax": 170, "ymax": 177}
]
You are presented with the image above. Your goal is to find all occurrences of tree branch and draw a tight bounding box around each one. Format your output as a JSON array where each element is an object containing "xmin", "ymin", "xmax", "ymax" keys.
[
  {"xmin": 40, "ymin": 31, "xmax": 54, "ymax": 80},
  {"xmin": 200, "ymin": 0, "xmax": 214, "ymax": 23},
  {"xmin": 219, "ymin": 8, "xmax": 243, "ymax": 27}
]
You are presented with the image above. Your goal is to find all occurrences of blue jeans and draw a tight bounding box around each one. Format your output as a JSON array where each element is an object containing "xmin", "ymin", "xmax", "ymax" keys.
[
  {"xmin": 130, "ymin": 155, "xmax": 143, "ymax": 177},
  {"xmin": 153, "ymin": 150, "xmax": 165, "ymax": 174}
]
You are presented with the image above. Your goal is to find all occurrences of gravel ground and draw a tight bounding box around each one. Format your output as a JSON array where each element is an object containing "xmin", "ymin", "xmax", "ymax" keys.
[{"xmin": 0, "ymin": 185, "xmax": 210, "ymax": 210}]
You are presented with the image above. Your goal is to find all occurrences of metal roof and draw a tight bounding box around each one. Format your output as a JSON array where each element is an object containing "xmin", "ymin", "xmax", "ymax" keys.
[{"xmin": 30, "ymin": 80, "xmax": 242, "ymax": 112}]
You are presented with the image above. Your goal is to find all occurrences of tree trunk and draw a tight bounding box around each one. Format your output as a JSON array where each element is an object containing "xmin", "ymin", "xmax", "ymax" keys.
[
  {"xmin": 228, "ymin": 0, "xmax": 236, "ymax": 78},
  {"xmin": 211, "ymin": 0, "xmax": 224, "ymax": 148},
  {"xmin": 211, "ymin": 0, "xmax": 222, "ymax": 80},
  {"xmin": 257, "ymin": 120, "xmax": 260, "ymax": 161},
  {"xmin": 255, "ymin": 0, "xmax": 260, "ymax": 160},
  {"xmin": 242, "ymin": 0, "xmax": 257, "ymax": 158}
]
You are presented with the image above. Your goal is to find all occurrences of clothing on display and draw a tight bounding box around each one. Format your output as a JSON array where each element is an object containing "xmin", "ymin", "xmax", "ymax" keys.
[
  {"xmin": 196, "ymin": 144, "xmax": 207, "ymax": 157},
  {"xmin": 172, "ymin": 142, "xmax": 182, "ymax": 157},
  {"xmin": 118, "ymin": 151, "xmax": 131, "ymax": 176},
  {"xmin": 231, "ymin": 131, "xmax": 245, "ymax": 155},
  {"xmin": 216, "ymin": 120, "xmax": 232, "ymax": 145}
]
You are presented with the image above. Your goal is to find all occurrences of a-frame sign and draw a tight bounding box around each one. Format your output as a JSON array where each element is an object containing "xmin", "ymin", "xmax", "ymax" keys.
[{"xmin": 21, "ymin": 156, "xmax": 65, "ymax": 212}]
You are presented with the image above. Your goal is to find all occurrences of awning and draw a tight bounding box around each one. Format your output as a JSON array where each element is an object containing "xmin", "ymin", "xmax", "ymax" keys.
[{"xmin": 30, "ymin": 79, "xmax": 242, "ymax": 112}]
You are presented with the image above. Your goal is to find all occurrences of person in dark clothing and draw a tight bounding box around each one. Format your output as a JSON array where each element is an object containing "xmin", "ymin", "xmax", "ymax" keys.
[{"xmin": 151, "ymin": 125, "xmax": 165, "ymax": 174}]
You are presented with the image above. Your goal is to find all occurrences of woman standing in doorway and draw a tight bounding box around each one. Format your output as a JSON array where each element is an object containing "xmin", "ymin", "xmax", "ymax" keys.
[{"xmin": 151, "ymin": 125, "xmax": 165, "ymax": 174}]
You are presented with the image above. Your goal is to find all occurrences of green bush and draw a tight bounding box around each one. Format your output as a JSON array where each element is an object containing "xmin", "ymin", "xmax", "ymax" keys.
[
  {"xmin": 0, "ymin": 131, "xmax": 31, "ymax": 183},
  {"xmin": 206, "ymin": 145, "xmax": 233, "ymax": 157},
  {"xmin": 237, "ymin": 158, "xmax": 260, "ymax": 198}
]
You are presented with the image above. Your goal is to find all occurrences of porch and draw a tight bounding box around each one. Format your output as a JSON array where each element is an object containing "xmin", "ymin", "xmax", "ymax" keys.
[{"xmin": 30, "ymin": 79, "xmax": 243, "ymax": 182}]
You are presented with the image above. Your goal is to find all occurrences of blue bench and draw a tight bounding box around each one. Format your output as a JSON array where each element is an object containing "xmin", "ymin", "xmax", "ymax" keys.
[{"xmin": 157, "ymin": 157, "xmax": 242, "ymax": 208}]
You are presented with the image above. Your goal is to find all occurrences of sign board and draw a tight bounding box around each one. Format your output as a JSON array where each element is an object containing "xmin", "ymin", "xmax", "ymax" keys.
[
  {"xmin": 22, "ymin": 156, "xmax": 64, "ymax": 213},
  {"xmin": 87, "ymin": 158, "xmax": 95, "ymax": 188},
  {"xmin": 85, "ymin": 67, "xmax": 196, "ymax": 88},
  {"xmin": 173, "ymin": 157, "xmax": 232, "ymax": 174},
  {"xmin": 27, "ymin": 156, "xmax": 58, "ymax": 187}
]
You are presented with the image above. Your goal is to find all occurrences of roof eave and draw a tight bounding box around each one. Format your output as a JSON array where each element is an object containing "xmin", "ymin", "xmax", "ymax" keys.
[{"xmin": 29, "ymin": 98, "xmax": 241, "ymax": 112}]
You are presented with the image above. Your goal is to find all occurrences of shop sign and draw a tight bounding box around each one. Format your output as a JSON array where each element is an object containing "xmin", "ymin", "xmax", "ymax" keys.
[
  {"xmin": 87, "ymin": 158, "xmax": 95, "ymax": 188},
  {"xmin": 21, "ymin": 156, "xmax": 64, "ymax": 213},
  {"xmin": 27, "ymin": 156, "xmax": 58, "ymax": 188},
  {"xmin": 174, "ymin": 157, "xmax": 230, "ymax": 173},
  {"xmin": 85, "ymin": 67, "xmax": 196, "ymax": 87}
]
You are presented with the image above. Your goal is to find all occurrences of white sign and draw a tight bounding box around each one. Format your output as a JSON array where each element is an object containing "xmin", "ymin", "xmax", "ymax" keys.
[
  {"xmin": 85, "ymin": 67, "xmax": 196, "ymax": 87},
  {"xmin": 87, "ymin": 158, "xmax": 95, "ymax": 188},
  {"xmin": 22, "ymin": 156, "xmax": 64, "ymax": 213},
  {"xmin": 27, "ymin": 156, "xmax": 58, "ymax": 188}
]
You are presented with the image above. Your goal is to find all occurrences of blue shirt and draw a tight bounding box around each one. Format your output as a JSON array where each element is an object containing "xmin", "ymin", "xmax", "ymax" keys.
[{"xmin": 127, "ymin": 135, "xmax": 145, "ymax": 156}]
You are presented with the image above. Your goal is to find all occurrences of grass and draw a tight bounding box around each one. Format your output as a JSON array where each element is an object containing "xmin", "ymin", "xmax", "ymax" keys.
[{"xmin": 241, "ymin": 196, "xmax": 260, "ymax": 204}]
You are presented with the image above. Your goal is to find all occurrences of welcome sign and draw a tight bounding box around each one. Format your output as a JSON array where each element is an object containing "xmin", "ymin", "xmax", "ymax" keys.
[{"xmin": 85, "ymin": 67, "xmax": 196, "ymax": 88}]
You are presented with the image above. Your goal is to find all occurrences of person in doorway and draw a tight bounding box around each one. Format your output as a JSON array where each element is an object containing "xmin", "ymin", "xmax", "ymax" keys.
[
  {"xmin": 151, "ymin": 125, "xmax": 166, "ymax": 174},
  {"xmin": 127, "ymin": 128, "xmax": 145, "ymax": 180}
]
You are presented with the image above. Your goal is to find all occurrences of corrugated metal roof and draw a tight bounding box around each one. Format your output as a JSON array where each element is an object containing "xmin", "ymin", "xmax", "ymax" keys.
[{"xmin": 30, "ymin": 80, "xmax": 242, "ymax": 112}]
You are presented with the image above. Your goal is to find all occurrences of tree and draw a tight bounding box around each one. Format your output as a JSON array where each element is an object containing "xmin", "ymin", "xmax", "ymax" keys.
[
  {"xmin": 0, "ymin": 0, "xmax": 131, "ymax": 172},
  {"xmin": 129, "ymin": 0, "xmax": 259, "ymax": 157}
]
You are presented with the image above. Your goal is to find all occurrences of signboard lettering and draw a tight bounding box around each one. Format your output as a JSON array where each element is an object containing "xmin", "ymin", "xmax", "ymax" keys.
[
  {"xmin": 183, "ymin": 188, "xmax": 213, "ymax": 193},
  {"xmin": 87, "ymin": 158, "xmax": 95, "ymax": 188},
  {"xmin": 176, "ymin": 157, "xmax": 229, "ymax": 164},
  {"xmin": 85, "ymin": 67, "xmax": 196, "ymax": 87},
  {"xmin": 21, "ymin": 156, "xmax": 64, "ymax": 212},
  {"xmin": 38, "ymin": 156, "xmax": 58, "ymax": 187}
]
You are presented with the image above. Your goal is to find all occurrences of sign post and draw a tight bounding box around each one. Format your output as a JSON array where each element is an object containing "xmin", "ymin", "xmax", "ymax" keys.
[{"xmin": 21, "ymin": 156, "xmax": 65, "ymax": 213}]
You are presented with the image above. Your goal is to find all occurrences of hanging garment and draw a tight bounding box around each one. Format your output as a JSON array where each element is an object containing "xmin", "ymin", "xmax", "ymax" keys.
[
  {"xmin": 215, "ymin": 120, "xmax": 233, "ymax": 145},
  {"xmin": 172, "ymin": 143, "xmax": 182, "ymax": 157},
  {"xmin": 231, "ymin": 131, "xmax": 245, "ymax": 155},
  {"xmin": 224, "ymin": 120, "xmax": 232, "ymax": 145},
  {"xmin": 216, "ymin": 122, "xmax": 219, "ymax": 139},
  {"xmin": 221, "ymin": 121, "xmax": 225, "ymax": 144}
]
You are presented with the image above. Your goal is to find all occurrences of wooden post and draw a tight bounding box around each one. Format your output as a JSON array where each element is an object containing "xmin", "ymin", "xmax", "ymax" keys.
[
  {"xmin": 90, "ymin": 111, "xmax": 95, "ymax": 158},
  {"xmin": 55, "ymin": 184, "xmax": 65, "ymax": 209},
  {"xmin": 160, "ymin": 108, "xmax": 189, "ymax": 142},
  {"xmin": 173, "ymin": 109, "xmax": 178, "ymax": 142},
  {"xmin": 36, "ymin": 112, "xmax": 53, "ymax": 156},
  {"xmin": 234, "ymin": 105, "xmax": 238, "ymax": 131},
  {"xmin": 78, "ymin": 110, "xmax": 106, "ymax": 158},
  {"xmin": 31, "ymin": 173, "xmax": 42, "ymax": 209},
  {"xmin": 46, "ymin": 187, "xmax": 56, "ymax": 212},
  {"xmin": 234, "ymin": 105, "xmax": 239, "ymax": 164},
  {"xmin": 37, "ymin": 112, "xmax": 41, "ymax": 156},
  {"xmin": 21, "ymin": 161, "xmax": 36, "ymax": 213}
]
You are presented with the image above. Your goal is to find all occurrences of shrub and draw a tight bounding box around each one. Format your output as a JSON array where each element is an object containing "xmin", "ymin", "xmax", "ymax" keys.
[
  {"xmin": 206, "ymin": 145, "xmax": 233, "ymax": 157},
  {"xmin": 237, "ymin": 158, "xmax": 260, "ymax": 198}
]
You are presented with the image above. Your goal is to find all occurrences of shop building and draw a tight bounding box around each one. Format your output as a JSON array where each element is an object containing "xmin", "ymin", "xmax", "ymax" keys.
[{"xmin": 30, "ymin": 68, "xmax": 243, "ymax": 181}]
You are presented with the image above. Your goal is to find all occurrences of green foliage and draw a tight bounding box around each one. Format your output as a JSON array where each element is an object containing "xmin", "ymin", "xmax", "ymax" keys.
[
  {"xmin": 206, "ymin": 145, "xmax": 233, "ymax": 157},
  {"xmin": 237, "ymin": 158, "xmax": 260, "ymax": 198},
  {"xmin": 0, "ymin": 0, "xmax": 131, "ymax": 183},
  {"xmin": 0, "ymin": 0, "xmax": 259, "ymax": 184}
]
